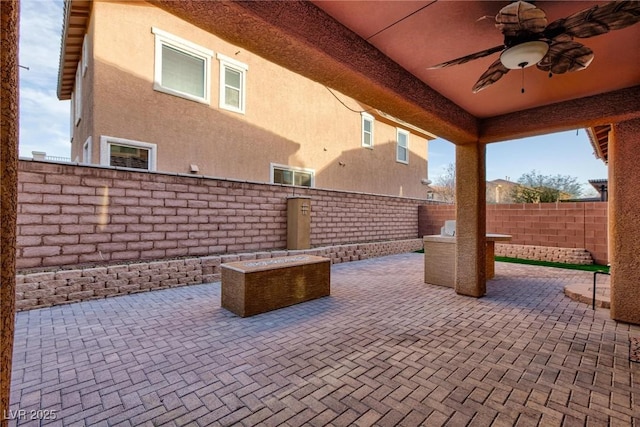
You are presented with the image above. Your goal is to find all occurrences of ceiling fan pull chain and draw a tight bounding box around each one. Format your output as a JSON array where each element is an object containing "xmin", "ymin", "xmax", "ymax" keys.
[{"xmin": 521, "ymin": 67, "xmax": 525, "ymax": 94}]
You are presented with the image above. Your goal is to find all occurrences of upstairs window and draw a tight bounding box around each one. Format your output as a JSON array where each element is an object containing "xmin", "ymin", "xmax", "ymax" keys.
[
  {"xmin": 361, "ymin": 112, "xmax": 374, "ymax": 148},
  {"xmin": 152, "ymin": 27, "xmax": 212, "ymax": 104},
  {"xmin": 74, "ymin": 62, "xmax": 82, "ymax": 126},
  {"xmin": 81, "ymin": 35, "xmax": 89, "ymax": 76},
  {"xmin": 217, "ymin": 53, "xmax": 248, "ymax": 114},
  {"xmin": 396, "ymin": 128, "xmax": 409, "ymax": 164}
]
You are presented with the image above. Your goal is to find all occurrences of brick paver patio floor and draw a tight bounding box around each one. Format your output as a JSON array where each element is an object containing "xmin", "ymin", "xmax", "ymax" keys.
[{"xmin": 9, "ymin": 253, "xmax": 640, "ymax": 426}]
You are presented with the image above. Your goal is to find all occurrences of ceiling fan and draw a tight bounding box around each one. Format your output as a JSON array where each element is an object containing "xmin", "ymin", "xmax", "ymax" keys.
[{"xmin": 428, "ymin": 1, "xmax": 640, "ymax": 93}]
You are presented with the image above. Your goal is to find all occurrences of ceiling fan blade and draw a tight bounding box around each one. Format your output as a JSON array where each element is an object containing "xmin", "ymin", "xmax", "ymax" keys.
[
  {"xmin": 544, "ymin": 1, "xmax": 640, "ymax": 39},
  {"xmin": 536, "ymin": 40, "xmax": 594, "ymax": 74},
  {"xmin": 428, "ymin": 45, "xmax": 504, "ymax": 69},
  {"xmin": 495, "ymin": 1, "xmax": 547, "ymax": 37},
  {"xmin": 472, "ymin": 59, "xmax": 510, "ymax": 93}
]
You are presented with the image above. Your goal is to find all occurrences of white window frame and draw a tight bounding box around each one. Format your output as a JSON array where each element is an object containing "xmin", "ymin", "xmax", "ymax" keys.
[
  {"xmin": 151, "ymin": 27, "xmax": 213, "ymax": 105},
  {"xmin": 82, "ymin": 136, "xmax": 92, "ymax": 164},
  {"xmin": 396, "ymin": 128, "xmax": 409, "ymax": 164},
  {"xmin": 81, "ymin": 35, "xmax": 89, "ymax": 76},
  {"xmin": 270, "ymin": 163, "xmax": 315, "ymax": 187},
  {"xmin": 217, "ymin": 53, "xmax": 248, "ymax": 114},
  {"xmin": 100, "ymin": 136, "xmax": 157, "ymax": 171},
  {"xmin": 74, "ymin": 62, "xmax": 82, "ymax": 126},
  {"xmin": 69, "ymin": 94, "xmax": 75, "ymax": 141},
  {"xmin": 361, "ymin": 112, "xmax": 374, "ymax": 148}
]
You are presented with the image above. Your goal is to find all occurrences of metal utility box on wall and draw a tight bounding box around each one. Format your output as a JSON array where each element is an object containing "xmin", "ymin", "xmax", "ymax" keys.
[{"xmin": 287, "ymin": 196, "xmax": 311, "ymax": 250}]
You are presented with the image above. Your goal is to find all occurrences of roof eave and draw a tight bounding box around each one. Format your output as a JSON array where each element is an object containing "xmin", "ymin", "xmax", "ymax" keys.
[
  {"xmin": 56, "ymin": 0, "xmax": 72, "ymax": 100},
  {"xmin": 56, "ymin": 0, "xmax": 91, "ymax": 101}
]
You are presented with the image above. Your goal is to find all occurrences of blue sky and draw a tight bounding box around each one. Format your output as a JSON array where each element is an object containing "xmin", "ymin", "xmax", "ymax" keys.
[
  {"xmin": 19, "ymin": 0, "xmax": 607, "ymax": 194},
  {"xmin": 19, "ymin": 0, "xmax": 70, "ymax": 159},
  {"xmin": 429, "ymin": 131, "xmax": 608, "ymax": 193}
]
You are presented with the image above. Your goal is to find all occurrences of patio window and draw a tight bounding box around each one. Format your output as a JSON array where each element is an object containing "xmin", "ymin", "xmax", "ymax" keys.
[
  {"xmin": 396, "ymin": 128, "xmax": 409, "ymax": 164},
  {"xmin": 271, "ymin": 163, "xmax": 314, "ymax": 187},
  {"xmin": 100, "ymin": 136, "xmax": 157, "ymax": 171},
  {"xmin": 217, "ymin": 53, "xmax": 248, "ymax": 114},
  {"xmin": 152, "ymin": 27, "xmax": 212, "ymax": 104},
  {"xmin": 361, "ymin": 112, "xmax": 374, "ymax": 148}
]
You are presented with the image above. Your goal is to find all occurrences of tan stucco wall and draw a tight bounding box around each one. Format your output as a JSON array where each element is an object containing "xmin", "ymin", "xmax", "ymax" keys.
[
  {"xmin": 77, "ymin": 1, "xmax": 431, "ymax": 198},
  {"xmin": 454, "ymin": 143, "xmax": 487, "ymax": 297},
  {"xmin": 608, "ymin": 118, "xmax": 640, "ymax": 325}
]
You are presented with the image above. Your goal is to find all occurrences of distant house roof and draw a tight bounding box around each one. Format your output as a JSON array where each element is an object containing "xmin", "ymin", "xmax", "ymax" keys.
[
  {"xmin": 588, "ymin": 178, "xmax": 608, "ymax": 201},
  {"xmin": 57, "ymin": 0, "xmax": 91, "ymax": 100},
  {"xmin": 589, "ymin": 178, "xmax": 608, "ymax": 192},
  {"xmin": 488, "ymin": 178, "xmax": 518, "ymax": 186}
]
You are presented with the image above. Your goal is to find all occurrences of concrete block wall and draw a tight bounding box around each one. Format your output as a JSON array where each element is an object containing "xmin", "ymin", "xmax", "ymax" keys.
[
  {"xmin": 15, "ymin": 239, "xmax": 423, "ymax": 311},
  {"xmin": 486, "ymin": 202, "xmax": 608, "ymax": 264},
  {"xmin": 419, "ymin": 202, "xmax": 609, "ymax": 265},
  {"xmin": 495, "ymin": 244, "xmax": 593, "ymax": 265},
  {"xmin": 418, "ymin": 204, "xmax": 455, "ymax": 237},
  {"xmin": 17, "ymin": 160, "xmax": 431, "ymax": 271}
]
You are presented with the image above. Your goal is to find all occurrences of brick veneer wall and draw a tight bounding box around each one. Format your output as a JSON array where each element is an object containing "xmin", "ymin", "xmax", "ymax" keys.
[
  {"xmin": 16, "ymin": 239, "xmax": 423, "ymax": 311},
  {"xmin": 418, "ymin": 202, "xmax": 609, "ymax": 264},
  {"xmin": 17, "ymin": 160, "xmax": 430, "ymax": 271}
]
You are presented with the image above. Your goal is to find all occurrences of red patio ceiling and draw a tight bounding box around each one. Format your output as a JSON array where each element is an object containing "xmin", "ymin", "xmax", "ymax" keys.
[{"xmin": 313, "ymin": 1, "xmax": 640, "ymax": 119}]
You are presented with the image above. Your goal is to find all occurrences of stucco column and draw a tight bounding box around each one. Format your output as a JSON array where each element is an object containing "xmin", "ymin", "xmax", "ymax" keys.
[
  {"xmin": 609, "ymin": 118, "xmax": 640, "ymax": 325},
  {"xmin": 455, "ymin": 143, "xmax": 486, "ymax": 297},
  {"xmin": 1, "ymin": 0, "xmax": 19, "ymax": 424}
]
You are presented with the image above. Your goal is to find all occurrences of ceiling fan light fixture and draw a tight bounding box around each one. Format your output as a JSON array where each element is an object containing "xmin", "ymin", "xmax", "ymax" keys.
[{"xmin": 500, "ymin": 41, "xmax": 549, "ymax": 69}]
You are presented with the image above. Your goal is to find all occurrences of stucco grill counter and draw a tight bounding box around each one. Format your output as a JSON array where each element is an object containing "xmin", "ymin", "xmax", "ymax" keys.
[
  {"xmin": 423, "ymin": 234, "xmax": 512, "ymax": 288},
  {"xmin": 221, "ymin": 255, "xmax": 331, "ymax": 317}
]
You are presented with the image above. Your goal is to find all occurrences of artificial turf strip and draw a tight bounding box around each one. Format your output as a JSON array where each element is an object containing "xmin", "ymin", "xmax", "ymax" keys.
[
  {"xmin": 414, "ymin": 249, "xmax": 608, "ymax": 273},
  {"xmin": 494, "ymin": 256, "xmax": 609, "ymax": 273}
]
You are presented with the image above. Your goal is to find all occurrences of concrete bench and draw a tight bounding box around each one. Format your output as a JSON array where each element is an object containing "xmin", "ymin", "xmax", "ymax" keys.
[{"xmin": 221, "ymin": 255, "xmax": 330, "ymax": 317}]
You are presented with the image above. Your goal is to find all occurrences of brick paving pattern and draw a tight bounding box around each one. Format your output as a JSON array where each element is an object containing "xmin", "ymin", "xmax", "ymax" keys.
[{"xmin": 9, "ymin": 253, "xmax": 640, "ymax": 426}]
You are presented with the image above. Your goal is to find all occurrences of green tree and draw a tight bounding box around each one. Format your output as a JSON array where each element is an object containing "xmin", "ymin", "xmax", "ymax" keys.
[{"xmin": 511, "ymin": 170, "xmax": 582, "ymax": 203}]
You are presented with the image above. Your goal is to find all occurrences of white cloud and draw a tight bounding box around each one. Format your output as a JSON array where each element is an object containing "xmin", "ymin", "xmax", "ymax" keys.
[{"xmin": 19, "ymin": 0, "xmax": 69, "ymax": 158}]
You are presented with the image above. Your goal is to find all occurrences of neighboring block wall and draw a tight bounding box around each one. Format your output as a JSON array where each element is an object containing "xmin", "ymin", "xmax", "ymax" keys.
[
  {"xmin": 418, "ymin": 202, "xmax": 609, "ymax": 264},
  {"xmin": 17, "ymin": 160, "xmax": 429, "ymax": 271}
]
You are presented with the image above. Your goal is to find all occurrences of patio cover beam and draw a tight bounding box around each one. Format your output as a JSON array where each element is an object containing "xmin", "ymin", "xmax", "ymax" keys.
[{"xmin": 480, "ymin": 85, "xmax": 640, "ymax": 143}]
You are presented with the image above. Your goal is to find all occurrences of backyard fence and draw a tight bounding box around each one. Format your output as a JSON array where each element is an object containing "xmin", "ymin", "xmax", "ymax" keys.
[
  {"xmin": 418, "ymin": 202, "xmax": 608, "ymax": 264},
  {"xmin": 17, "ymin": 160, "xmax": 428, "ymax": 271},
  {"xmin": 15, "ymin": 159, "xmax": 609, "ymax": 310}
]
